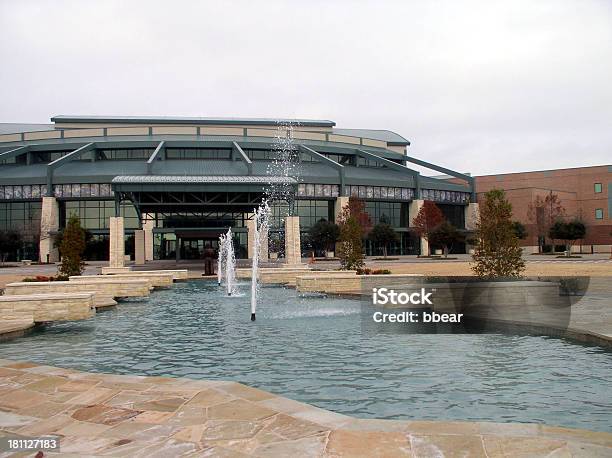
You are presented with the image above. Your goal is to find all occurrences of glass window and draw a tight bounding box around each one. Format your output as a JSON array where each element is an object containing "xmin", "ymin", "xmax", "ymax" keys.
[
  {"xmin": 595, "ymin": 208, "xmax": 604, "ymax": 219},
  {"xmin": 0, "ymin": 201, "xmax": 42, "ymax": 233},
  {"xmin": 594, "ymin": 183, "xmax": 602, "ymax": 193}
]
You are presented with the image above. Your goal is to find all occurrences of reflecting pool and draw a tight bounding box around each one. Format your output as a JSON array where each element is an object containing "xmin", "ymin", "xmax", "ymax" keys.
[{"xmin": 1, "ymin": 281, "xmax": 610, "ymax": 432}]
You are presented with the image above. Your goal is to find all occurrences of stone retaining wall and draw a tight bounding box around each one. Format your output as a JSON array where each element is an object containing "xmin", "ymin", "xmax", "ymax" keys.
[
  {"xmin": 0, "ymin": 293, "xmax": 95, "ymax": 322},
  {"xmin": 5, "ymin": 280, "xmax": 150, "ymax": 305},
  {"xmin": 237, "ymin": 267, "xmax": 311, "ymax": 286},
  {"xmin": 296, "ymin": 273, "xmax": 423, "ymax": 294},
  {"xmin": 102, "ymin": 268, "xmax": 189, "ymax": 281},
  {"xmin": 71, "ymin": 273, "xmax": 174, "ymax": 288}
]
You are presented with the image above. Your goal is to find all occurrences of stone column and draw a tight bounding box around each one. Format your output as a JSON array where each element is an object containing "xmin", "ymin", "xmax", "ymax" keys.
[
  {"xmin": 142, "ymin": 217, "xmax": 154, "ymax": 261},
  {"xmin": 464, "ymin": 203, "xmax": 479, "ymax": 231},
  {"xmin": 284, "ymin": 216, "xmax": 302, "ymax": 265},
  {"xmin": 464, "ymin": 203, "xmax": 479, "ymax": 255},
  {"xmin": 334, "ymin": 196, "xmax": 349, "ymax": 223},
  {"xmin": 247, "ymin": 219, "xmax": 268, "ymax": 261},
  {"xmin": 247, "ymin": 219, "xmax": 255, "ymax": 260},
  {"xmin": 109, "ymin": 216, "xmax": 125, "ymax": 268},
  {"xmin": 134, "ymin": 230, "xmax": 145, "ymax": 265},
  {"xmin": 408, "ymin": 199, "xmax": 429, "ymax": 256},
  {"xmin": 39, "ymin": 196, "xmax": 59, "ymax": 263},
  {"xmin": 260, "ymin": 225, "xmax": 269, "ymax": 261}
]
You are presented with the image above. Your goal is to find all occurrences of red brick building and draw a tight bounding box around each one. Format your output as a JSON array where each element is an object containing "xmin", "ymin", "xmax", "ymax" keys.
[{"xmin": 474, "ymin": 165, "xmax": 611, "ymax": 253}]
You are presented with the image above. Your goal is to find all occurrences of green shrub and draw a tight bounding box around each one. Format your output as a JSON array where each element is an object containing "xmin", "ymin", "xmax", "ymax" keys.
[{"xmin": 58, "ymin": 215, "xmax": 86, "ymax": 278}]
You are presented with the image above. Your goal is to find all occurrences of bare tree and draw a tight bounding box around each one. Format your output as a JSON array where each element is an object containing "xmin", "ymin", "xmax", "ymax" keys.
[{"xmin": 527, "ymin": 191, "xmax": 565, "ymax": 253}]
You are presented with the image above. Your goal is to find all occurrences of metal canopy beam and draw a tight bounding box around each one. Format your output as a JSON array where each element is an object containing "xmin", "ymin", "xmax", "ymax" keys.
[
  {"xmin": 299, "ymin": 144, "xmax": 345, "ymax": 192},
  {"xmin": 0, "ymin": 145, "xmax": 29, "ymax": 162},
  {"xmin": 232, "ymin": 142, "xmax": 253, "ymax": 175},
  {"xmin": 403, "ymin": 154, "xmax": 475, "ymax": 200},
  {"xmin": 146, "ymin": 141, "xmax": 166, "ymax": 174},
  {"xmin": 355, "ymin": 148, "xmax": 421, "ymax": 197},
  {"xmin": 46, "ymin": 143, "xmax": 95, "ymax": 196},
  {"xmin": 355, "ymin": 149, "xmax": 418, "ymax": 177}
]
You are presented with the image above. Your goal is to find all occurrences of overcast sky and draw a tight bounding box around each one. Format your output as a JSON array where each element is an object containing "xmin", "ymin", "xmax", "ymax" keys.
[{"xmin": 1, "ymin": 0, "xmax": 611, "ymax": 176}]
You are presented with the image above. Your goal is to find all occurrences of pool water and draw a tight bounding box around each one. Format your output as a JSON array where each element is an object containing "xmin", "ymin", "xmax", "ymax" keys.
[{"xmin": 2, "ymin": 281, "xmax": 611, "ymax": 432}]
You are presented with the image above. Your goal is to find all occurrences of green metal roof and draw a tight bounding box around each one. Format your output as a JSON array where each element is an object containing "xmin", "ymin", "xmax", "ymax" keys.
[
  {"xmin": 333, "ymin": 128, "xmax": 410, "ymax": 145},
  {"xmin": 51, "ymin": 115, "xmax": 335, "ymax": 128},
  {"xmin": 112, "ymin": 175, "xmax": 296, "ymax": 184}
]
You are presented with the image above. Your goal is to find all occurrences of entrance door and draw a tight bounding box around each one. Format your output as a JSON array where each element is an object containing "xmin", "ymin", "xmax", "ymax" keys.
[{"xmin": 180, "ymin": 238, "xmax": 220, "ymax": 260}]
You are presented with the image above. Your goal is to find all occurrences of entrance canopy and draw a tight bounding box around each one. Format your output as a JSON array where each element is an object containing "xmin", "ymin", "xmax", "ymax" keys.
[{"xmin": 111, "ymin": 174, "xmax": 297, "ymax": 215}]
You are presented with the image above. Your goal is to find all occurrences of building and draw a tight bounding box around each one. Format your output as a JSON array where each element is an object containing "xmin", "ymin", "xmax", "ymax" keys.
[
  {"xmin": 475, "ymin": 165, "xmax": 612, "ymax": 253},
  {"xmin": 0, "ymin": 115, "xmax": 477, "ymax": 263}
]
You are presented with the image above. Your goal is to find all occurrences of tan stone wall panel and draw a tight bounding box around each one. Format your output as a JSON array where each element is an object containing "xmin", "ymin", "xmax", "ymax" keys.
[
  {"xmin": 201, "ymin": 127, "xmax": 244, "ymax": 136},
  {"xmin": 62, "ymin": 128, "xmax": 104, "ymax": 138},
  {"xmin": 152, "ymin": 126, "xmax": 198, "ymax": 135},
  {"xmin": 362, "ymin": 138, "xmax": 387, "ymax": 148},
  {"xmin": 328, "ymin": 134, "xmax": 361, "ymax": 145},
  {"xmin": 23, "ymin": 130, "xmax": 62, "ymax": 141},
  {"xmin": 106, "ymin": 127, "xmax": 150, "ymax": 136},
  {"xmin": 292, "ymin": 131, "xmax": 327, "ymax": 141},
  {"xmin": 0, "ymin": 133, "xmax": 23, "ymax": 142}
]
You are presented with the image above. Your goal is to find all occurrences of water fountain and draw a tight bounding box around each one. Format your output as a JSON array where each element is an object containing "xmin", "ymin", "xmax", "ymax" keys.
[
  {"xmin": 224, "ymin": 228, "xmax": 236, "ymax": 296},
  {"xmin": 249, "ymin": 122, "xmax": 299, "ymax": 321},
  {"xmin": 250, "ymin": 201, "xmax": 270, "ymax": 321},
  {"xmin": 217, "ymin": 233, "xmax": 226, "ymax": 286}
]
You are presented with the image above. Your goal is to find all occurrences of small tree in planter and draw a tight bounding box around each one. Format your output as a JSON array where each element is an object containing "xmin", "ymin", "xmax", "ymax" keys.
[
  {"xmin": 337, "ymin": 197, "xmax": 367, "ymax": 270},
  {"xmin": 548, "ymin": 219, "xmax": 586, "ymax": 256},
  {"xmin": 411, "ymin": 200, "xmax": 444, "ymax": 256},
  {"xmin": 58, "ymin": 215, "xmax": 86, "ymax": 278},
  {"xmin": 346, "ymin": 196, "xmax": 372, "ymax": 240},
  {"xmin": 368, "ymin": 216, "xmax": 398, "ymax": 258},
  {"xmin": 268, "ymin": 233, "xmax": 283, "ymax": 260},
  {"xmin": 429, "ymin": 221, "xmax": 464, "ymax": 258},
  {"xmin": 308, "ymin": 219, "xmax": 340, "ymax": 257},
  {"xmin": 471, "ymin": 189, "xmax": 525, "ymax": 278}
]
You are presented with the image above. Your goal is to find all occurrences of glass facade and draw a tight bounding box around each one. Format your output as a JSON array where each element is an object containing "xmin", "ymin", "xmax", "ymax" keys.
[
  {"xmin": 97, "ymin": 148, "xmax": 153, "ymax": 160},
  {"xmin": 54, "ymin": 183, "xmax": 113, "ymax": 198},
  {"xmin": 347, "ymin": 185, "xmax": 413, "ymax": 201},
  {"xmin": 295, "ymin": 199, "xmax": 335, "ymax": 228},
  {"xmin": 421, "ymin": 188, "xmax": 470, "ymax": 204},
  {"xmin": 0, "ymin": 201, "xmax": 41, "ymax": 260},
  {"xmin": 0, "ymin": 184, "xmax": 113, "ymax": 200},
  {"xmin": 297, "ymin": 183, "xmax": 339, "ymax": 198},
  {"xmin": 0, "ymin": 201, "xmax": 41, "ymax": 232},
  {"xmin": 364, "ymin": 201, "xmax": 407, "ymax": 227},
  {"xmin": 62, "ymin": 201, "xmax": 139, "ymax": 230},
  {"xmin": 437, "ymin": 204, "xmax": 466, "ymax": 229},
  {"xmin": 155, "ymin": 212, "xmax": 247, "ymax": 229},
  {"xmin": 0, "ymin": 185, "xmax": 46, "ymax": 200},
  {"xmin": 165, "ymin": 148, "xmax": 231, "ymax": 160}
]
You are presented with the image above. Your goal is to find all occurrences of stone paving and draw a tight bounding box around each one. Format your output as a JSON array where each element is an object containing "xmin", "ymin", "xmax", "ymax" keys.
[{"xmin": 0, "ymin": 359, "xmax": 610, "ymax": 457}]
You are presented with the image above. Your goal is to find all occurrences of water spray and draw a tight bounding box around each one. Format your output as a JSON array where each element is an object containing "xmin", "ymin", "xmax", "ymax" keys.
[
  {"xmin": 217, "ymin": 233, "xmax": 225, "ymax": 286},
  {"xmin": 224, "ymin": 228, "xmax": 236, "ymax": 296},
  {"xmin": 250, "ymin": 201, "xmax": 270, "ymax": 322}
]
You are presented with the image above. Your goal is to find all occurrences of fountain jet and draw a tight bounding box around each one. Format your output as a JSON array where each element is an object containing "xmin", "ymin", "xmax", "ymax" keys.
[
  {"xmin": 250, "ymin": 201, "xmax": 270, "ymax": 321},
  {"xmin": 224, "ymin": 228, "xmax": 236, "ymax": 296},
  {"xmin": 217, "ymin": 233, "xmax": 226, "ymax": 286}
]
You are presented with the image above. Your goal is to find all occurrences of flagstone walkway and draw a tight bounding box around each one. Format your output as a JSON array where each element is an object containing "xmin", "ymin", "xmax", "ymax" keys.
[{"xmin": 0, "ymin": 359, "xmax": 610, "ymax": 457}]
